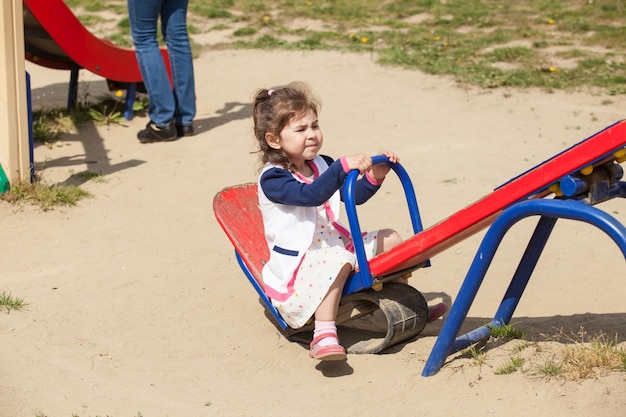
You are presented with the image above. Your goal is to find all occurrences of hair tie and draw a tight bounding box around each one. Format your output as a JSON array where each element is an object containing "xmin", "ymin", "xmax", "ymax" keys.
[{"xmin": 268, "ymin": 89, "xmax": 274, "ymax": 96}]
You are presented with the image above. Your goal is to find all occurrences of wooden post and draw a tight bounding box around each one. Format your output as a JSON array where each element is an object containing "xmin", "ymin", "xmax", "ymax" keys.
[{"xmin": 0, "ymin": 0, "xmax": 31, "ymax": 191}]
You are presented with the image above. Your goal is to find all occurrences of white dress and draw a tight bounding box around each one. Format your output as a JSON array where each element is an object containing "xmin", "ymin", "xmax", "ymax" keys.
[{"xmin": 271, "ymin": 204, "xmax": 379, "ymax": 328}]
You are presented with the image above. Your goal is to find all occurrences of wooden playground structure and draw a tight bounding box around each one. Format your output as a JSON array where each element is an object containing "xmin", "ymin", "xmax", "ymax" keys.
[{"xmin": 0, "ymin": 0, "xmax": 30, "ymax": 191}]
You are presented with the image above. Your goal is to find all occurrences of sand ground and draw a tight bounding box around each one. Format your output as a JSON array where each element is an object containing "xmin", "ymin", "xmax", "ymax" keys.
[{"xmin": 1, "ymin": 49, "xmax": 625, "ymax": 417}]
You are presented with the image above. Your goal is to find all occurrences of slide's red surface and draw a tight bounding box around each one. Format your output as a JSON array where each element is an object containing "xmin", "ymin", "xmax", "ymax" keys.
[
  {"xmin": 368, "ymin": 120, "xmax": 626, "ymax": 277},
  {"xmin": 23, "ymin": 0, "xmax": 170, "ymax": 85}
]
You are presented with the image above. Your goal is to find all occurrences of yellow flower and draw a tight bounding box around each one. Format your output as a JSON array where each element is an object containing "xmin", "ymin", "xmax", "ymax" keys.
[
  {"xmin": 361, "ymin": 37, "xmax": 368, "ymax": 44},
  {"xmin": 115, "ymin": 90, "xmax": 123, "ymax": 97},
  {"xmin": 263, "ymin": 15, "xmax": 270, "ymax": 22},
  {"xmin": 547, "ymin": 18, "xmax": 554, "ymax": 24},
  {"xmin": 306, "ymin": 1, "xmax": 312, "ymax": 6},
  {"xmin": 435, "ymin": 35, "xmax": 441, "ymax": 41},
  {"xmin": 549, "ymin": 66, "xmax": 559, "ymax": 72}
]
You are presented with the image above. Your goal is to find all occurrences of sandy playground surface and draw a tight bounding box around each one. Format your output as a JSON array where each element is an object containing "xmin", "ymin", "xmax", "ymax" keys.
[{"xmin": 2, "ymin": 48, "xmax": 626, "ymax": 417}]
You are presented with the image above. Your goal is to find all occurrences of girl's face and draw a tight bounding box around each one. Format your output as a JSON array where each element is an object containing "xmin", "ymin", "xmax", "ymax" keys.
[{"xmin": 267, "ymin": 108, "xmax": 323, "ymax": 172}]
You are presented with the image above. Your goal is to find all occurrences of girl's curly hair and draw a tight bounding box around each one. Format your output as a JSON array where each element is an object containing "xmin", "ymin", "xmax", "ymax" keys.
[{"xmin": 252, "ymin": 81, "xmax": 321, "ymax": 172}]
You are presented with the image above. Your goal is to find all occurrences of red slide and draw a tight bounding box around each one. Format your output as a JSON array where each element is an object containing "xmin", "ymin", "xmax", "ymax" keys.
[{"xmin": 23, "ymin": 0, "xmax": 170, "ymax": 110}]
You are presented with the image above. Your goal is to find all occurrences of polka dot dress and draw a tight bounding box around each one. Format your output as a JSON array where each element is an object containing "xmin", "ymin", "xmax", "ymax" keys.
[{"xmin": 272, "ymin": 205, "xmax": 379, "ymax": 328}]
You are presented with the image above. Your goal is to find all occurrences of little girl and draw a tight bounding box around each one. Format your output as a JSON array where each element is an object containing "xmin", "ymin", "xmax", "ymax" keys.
[{"xmin": 252, "ymin": 82, "xmax": 445, "ymax": 361}]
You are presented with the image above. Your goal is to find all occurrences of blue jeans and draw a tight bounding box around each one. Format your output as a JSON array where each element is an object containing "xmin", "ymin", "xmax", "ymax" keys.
[{"xmin": 128, "ymin": 0, "xmax": 196, "ymax": 128}]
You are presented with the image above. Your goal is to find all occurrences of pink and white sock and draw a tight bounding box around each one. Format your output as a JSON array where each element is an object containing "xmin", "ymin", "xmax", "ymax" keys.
[{"xmin": 313, "ymin": 320, "xmax": 339, "ymax": 347}]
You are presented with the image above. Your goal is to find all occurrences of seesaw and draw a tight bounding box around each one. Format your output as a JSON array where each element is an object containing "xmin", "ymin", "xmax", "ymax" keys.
[{"xmin": 213, "ymin": 120, "xmax": 626, "ymax": 370}]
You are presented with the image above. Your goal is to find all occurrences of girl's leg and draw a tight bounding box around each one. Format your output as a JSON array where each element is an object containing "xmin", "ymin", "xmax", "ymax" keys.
[
  {"xmin": 376, "ymin": 228, "xmax": 406, "ymax": 284},
  {"xmin": 310, "ymin": 263, "xmax": 352, "ymax": 359},
  {"xmin": 314, "ymin": 263, "xmax": 352, "ymax": 321},
  {"xmin": 375, "ymin": 228, "xmax": 403, "ymax": 254}
]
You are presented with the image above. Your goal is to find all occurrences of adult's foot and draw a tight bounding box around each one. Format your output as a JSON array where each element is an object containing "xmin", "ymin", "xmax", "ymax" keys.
[
  {"xmin": 137, "ymin": 121, "xmax": 177, "ymax": 143},
  {"xmin": 176, "ymin": 124, "xmax": 194, "ymax": 138}
]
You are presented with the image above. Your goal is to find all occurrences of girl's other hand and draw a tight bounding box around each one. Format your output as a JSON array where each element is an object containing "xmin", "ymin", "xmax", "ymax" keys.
[
  {"xmin": 379, "ymin": 150, "xmax": 399, "ymax": 164},
  {"xmin": 370, "ymin": 150, "xmax": 399, "ymax": 180}
]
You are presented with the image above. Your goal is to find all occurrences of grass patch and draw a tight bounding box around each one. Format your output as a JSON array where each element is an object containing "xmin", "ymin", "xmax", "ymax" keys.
[
  {"xmin": 557, "ymin": 329, "xmax": 626, "ymax": 380},
  {"xmin": 489, "ymin": 323, "xmax": 527, "ymax": 340},
  {"xmin": 494, "ymin": 356, "xmax": 525, "ymax": 375},
  {"xmin": 534, "ymin": 355, "xmax": 565, "ymax": 379},
  {"xmin": 87, "ymin": 99, "xmax": 128, "ymax": 126},
  {"xmin": 0, "ymin": 177, "xmax": 92, "ymax": 211},
  {"xmin": 455, "ymin": 324, "xmax": 625, "ymax": 381},
  {"xmin": 32, "ymin": 91, "xmax": 139, "ymax": 145},
  {"xmin": 0, "ymin": 291, "xmax": 27, "ymax": 313},
  {"xmin": 182, "ymin": 0, "xmax": 626, "ymax": 93},
  {"xmin": 31, "ymin": 108, "xmax": 75, "ymax": 143}
]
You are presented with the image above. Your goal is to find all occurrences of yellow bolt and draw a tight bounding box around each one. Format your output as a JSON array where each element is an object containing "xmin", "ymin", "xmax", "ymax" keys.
[
  {"xmin": 549, "ymin": 183, "xmax": 563, "ymax": 196},
  {"xmin": 580, "ymin": 165, "xmax": 593, "ymax": 176}
]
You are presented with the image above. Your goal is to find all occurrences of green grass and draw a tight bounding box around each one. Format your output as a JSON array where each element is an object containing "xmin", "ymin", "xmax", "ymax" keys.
[
  {"xmin": 63, "ymin": 0, "xmax": 626, "ymax": 94},
  {"xmin": 494, "ymin": 356, "xmax": 525, "ymax": 375},
  {"xmin": 558, "ymin": 330, "xmax": 626, "ymax": 380},
  {"xmin": 0, "ymin": 291, "xmax": 28, "ymax": 313},
  {"xmin": 202, "ymin": 0, "xmax": 626, "ymax": 93},
  {"xmin": 535, "ymin": 356, "xmax": 565, "ymax": 379},
  {"xmin": 469, "ymin": 324, "xmax": 626, "ymax": 380},
  {"xmin": 489, "ymin": 323, "xmax": 527, "ymax": 340},
  {"xmin": 0, "ymin": 177, "xmax": 93, "ymax": 211}
]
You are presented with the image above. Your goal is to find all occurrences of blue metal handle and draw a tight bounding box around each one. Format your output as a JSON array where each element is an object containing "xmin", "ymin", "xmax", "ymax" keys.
[{"xmin": 342, "ymin": 155, "xmax": 427, "ymax": 295}]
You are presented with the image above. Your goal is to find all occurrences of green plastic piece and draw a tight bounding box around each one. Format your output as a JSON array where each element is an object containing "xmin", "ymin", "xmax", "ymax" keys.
[{"xmin": 0, "ymin": 164, "xmax": 10, "ymax": 194}]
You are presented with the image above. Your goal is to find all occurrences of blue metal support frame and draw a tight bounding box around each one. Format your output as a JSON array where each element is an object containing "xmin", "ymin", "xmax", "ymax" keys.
[
  {"xmin": 67, "ymin": 63, "xmax": 79, "ymax": 110},
  {"xmin": 342, "ymin": 155, "xmax": 428, "ymax": 295},
  {"xmin": 26, "ymin": 71, "xmax": 35, "ymax": 183},
  {"xmin": 123, "ymin": 83, "xmax": 137, "ymax": 121},
  {"xmin": 422, "ymin": 196, "xmax": 626, "ymax": 377}
]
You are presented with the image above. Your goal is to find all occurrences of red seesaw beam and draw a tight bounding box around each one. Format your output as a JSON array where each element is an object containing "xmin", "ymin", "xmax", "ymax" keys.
[{"xmin": 369, "ymin": 120, "xmax": 626, "ymax": 277}]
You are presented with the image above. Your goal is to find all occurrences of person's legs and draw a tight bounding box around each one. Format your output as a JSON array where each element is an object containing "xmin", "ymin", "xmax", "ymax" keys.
[
  {"xmin": 161, "ymin": 0, "xmax": 196, "ymax": 133},
  {"xmin": 128, "ymin": 0, "xmax": 176, "ymax": 128}
]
